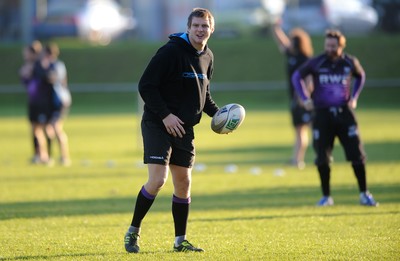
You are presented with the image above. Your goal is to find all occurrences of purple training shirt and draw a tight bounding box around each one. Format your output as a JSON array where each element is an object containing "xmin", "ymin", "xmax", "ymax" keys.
[{"xmin": 292, "ymin": 53, "xmax": 366, "ymax": 108}]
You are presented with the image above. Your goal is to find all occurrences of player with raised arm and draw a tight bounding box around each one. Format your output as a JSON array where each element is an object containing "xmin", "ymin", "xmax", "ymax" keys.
[
  {"xmin": 272, "ymin": 22, "xmax": 314, "ymax": 170},
  {"xmin": 292, "ymin": 29, "xmax": 378, "ymax": 207}
]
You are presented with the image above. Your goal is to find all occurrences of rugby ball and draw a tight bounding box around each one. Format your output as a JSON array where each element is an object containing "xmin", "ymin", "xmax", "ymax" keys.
[{"xmin": 211, "ymin": 103, "xmax": 245, "ymax": 134}]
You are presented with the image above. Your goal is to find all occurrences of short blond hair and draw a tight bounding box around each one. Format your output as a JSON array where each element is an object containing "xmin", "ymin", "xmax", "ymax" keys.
[
  {"xmin": 45, "ymin": 42, "xmax": 60, "ymax": 58},
  {"xmin": 325, "ymin": 29, "xmax": 346, "ymax": 48},
  {"xmin": 29, "ymin": 40, "xmax": 42, "ymax": 54},
  {"xmin": 187, "ymin": 8, "xmax": 214, "ymax": 30}
]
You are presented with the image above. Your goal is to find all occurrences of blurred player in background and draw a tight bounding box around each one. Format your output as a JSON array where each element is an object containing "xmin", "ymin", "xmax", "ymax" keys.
[
  {"xmin": 43, "ymin": 43, "xmax": 71, "ymax": 166},
  {"xmin": 292, "ymin": 29, "xmax": 378, "ymax": 207},
  {"xmin": 20, "ymin": 40, "xmax": 55, "ymax": 164},
  {"xmin": 20, "ymin": 41, "xmax": 42, "ymax": 163},
  {"xmin": 124, "ymin": 8, "xmax": 219, "ymax": 253},
  {"xmin": 272, "ymin": 22, "xmax": 314, "ymax": 169}
]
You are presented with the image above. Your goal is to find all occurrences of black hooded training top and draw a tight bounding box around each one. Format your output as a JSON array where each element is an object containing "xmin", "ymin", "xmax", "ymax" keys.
[{"xmin": 139, "ymin": 33, "xmax": 219, "ymax": 127}]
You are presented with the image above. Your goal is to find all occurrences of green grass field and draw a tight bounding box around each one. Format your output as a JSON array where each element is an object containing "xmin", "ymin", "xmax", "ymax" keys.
[
  {"xmin": 1, "ymin": 32, "xmax": 400, "ymax": 85},
  {"xmin": 0, "ymin": 88, "xmax": 399, "ymax": 260}
]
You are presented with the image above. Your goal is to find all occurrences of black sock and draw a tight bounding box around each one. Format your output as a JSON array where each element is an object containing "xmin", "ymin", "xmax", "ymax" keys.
[
  {"xmin": 317, "ymin": 164, "xmax": 331, "ymax": 196},
  {"xmin": 33, "ymin": 136, "xmax": 39, "ymax": 155},
  {"xmin": 172, "ymin": 195, "xmax": 190, "ymax": 237},
  {"xmin": 47, "ymin": 136, "xmax": 52, "ymax": 157},
  {"xmin": 130, "ymin": 186, "xmax": 155, "ymax": 228},
  {"xmin": 352, "ymin": 163, "xmax": 367, "ymax": 192}
]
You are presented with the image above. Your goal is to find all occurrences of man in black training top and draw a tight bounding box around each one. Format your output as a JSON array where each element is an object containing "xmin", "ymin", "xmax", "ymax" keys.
[
  {"xmin": 292, "ymin": 29, "xmax": 378, "ymax": 207},
  {"xmin": 124, "ymin": 8, "xmax": 219, "ymax": 253}
]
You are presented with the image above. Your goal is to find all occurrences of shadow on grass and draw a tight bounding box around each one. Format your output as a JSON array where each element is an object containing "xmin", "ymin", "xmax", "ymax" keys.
[
  {"xmin": 0, "ymin": 183, "xmax": 398, "ymax": 220},
  {"xmin": 196, "ymin": 141, "xmax": 400, "ymax": 164},
  {"xmin": 0, "ymin": 250, "xmax": 172, "ymax": 261},
  {"xmin": 0, "ymin": 252, "xmax": 108, "ymax": 261}
]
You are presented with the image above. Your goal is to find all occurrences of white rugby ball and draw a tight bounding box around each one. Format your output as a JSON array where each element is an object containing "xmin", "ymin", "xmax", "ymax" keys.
[{"xmin": 211, "ymin": 103, "xmax": 245, "ymax": 134}]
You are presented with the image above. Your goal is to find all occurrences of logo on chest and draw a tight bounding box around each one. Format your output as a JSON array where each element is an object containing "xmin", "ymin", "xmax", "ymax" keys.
[
  {"xmin": 318, "ymin": 66, "xmax": 351, "ymax": 85},
  {"xmin": 319, "ymin": 74, "xmax": 347, "ymax": 84},
  {"xmin": 182, "ymin": 72, "xmax": 207, "ymax": 80}
]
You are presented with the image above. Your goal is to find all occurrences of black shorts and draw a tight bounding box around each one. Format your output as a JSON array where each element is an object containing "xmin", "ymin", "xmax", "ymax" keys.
[
  {"xmin": 141, "ymin": 119, "xmax": 195, "ymax": 168},
  {"xmin": 28, "ymin": 103, "xmax": 52, "ymax": 124},
  {"xmin": 312, "ymin": 106, "xmax": 366, "ymax": 165},
  {"xmin": 290, "ymin": 101, "xmax": 313, "ymax": 127},
  {"xmin": 50, "ymin": 106, "xmax": 70, "ymax": 123}
]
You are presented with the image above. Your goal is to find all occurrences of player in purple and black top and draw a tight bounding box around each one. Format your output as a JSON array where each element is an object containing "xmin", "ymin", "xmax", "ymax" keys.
[
  {"xmin": 292, "ymin": 29, "xmax": 378, "ymax": 207},
  {"xmin": 20, "ymin": 41, "xmax": 52, "ymax": 164}
]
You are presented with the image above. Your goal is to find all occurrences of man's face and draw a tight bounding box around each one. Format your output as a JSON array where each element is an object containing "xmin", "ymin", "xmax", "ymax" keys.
[
  {"xmin": 324, "ymin": 37, "xmax": 343, "ymax": 59},
  {"xmin": 187, "ymin": 16, "xmax": 214, "ymax": 51}
]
